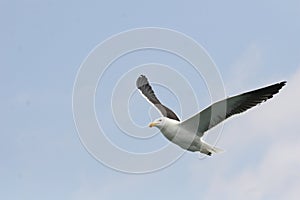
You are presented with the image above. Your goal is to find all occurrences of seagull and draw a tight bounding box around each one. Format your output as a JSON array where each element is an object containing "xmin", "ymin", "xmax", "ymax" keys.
[{"xmin": 136, "ymin": 75, "xmax": 286, "ymax": 156}]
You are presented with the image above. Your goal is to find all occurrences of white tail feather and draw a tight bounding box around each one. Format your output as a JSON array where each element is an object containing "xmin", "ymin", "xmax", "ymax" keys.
[
  {"xmin": 200, "ymin": 141, "xmax": 224, "ymax": 155},
  {"xmin": 210, "ymin": 145, "xmax": 224, "ymax": 153}
]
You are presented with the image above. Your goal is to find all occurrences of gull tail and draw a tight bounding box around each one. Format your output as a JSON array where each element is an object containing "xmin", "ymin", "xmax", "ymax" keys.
[
  {"xmin": 210, "ymin": 145, "xmax": 224, "ymax": 154},
  {"xmin": 200, "ymin": 142, "xmax": 224, "ymax": 156}
]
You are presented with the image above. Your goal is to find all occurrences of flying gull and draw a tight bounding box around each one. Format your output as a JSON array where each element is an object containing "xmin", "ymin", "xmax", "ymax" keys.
[{"xmin": 136, "ymin": 75, "xmax": 286, "ymax": 156}]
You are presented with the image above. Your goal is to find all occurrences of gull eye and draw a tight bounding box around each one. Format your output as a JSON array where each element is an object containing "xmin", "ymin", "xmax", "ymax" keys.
[{"xmin": 158, "ymin": 119, "xmax": 162, "ymax": 122}]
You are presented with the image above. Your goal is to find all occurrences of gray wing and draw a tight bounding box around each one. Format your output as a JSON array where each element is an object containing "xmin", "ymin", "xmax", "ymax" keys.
[
  {"xmin": 180, "ymin": 81, "xmax": 286, "ymax": 136},
  {"xmin": 136, "ymin": 75, "xmax": 180, "ymax": 121}
]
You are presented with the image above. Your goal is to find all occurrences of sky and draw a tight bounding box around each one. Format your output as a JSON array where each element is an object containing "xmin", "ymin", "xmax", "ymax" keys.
[{"xmin": 1, "ymin": 0, "xmax": 300, "ymax": 199}]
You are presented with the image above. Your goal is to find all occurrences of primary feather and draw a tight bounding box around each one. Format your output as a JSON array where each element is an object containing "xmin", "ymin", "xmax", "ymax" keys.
[{"xmin": 136, "ymin": 75, "xmax": 180, "ymax": 121}]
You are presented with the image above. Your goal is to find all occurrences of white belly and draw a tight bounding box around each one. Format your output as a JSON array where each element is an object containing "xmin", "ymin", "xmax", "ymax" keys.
[{"xmin": 160, "ymin": 124, "xmax": 202, "ymax": 151}]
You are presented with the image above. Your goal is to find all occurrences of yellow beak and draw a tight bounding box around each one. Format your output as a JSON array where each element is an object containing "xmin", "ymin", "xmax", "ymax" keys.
[{"xmin": 148, "ymin": 122, "xmax": 158, "ymax": 127}]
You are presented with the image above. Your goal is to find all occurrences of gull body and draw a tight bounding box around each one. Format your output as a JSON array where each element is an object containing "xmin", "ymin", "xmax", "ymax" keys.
[{"xmin": 149, "ymin": 117, "xmax": 222, "ymax": 155}]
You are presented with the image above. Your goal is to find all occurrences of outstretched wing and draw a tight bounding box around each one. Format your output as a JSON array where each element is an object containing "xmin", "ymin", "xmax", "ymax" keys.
[
  {"xmin": 180, "ymin": 81, "xmax": 286, "ymax": 137},
  {"xmin": 136, "ymin": 75, "xmax": 180, "ymax": 121}
]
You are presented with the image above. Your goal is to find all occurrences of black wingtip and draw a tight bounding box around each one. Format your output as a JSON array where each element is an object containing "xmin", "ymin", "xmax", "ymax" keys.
[
  {"xmin": 280, "ymin": 81, "xmax": 287, "ymax": 86},
  {"xmin": 136, "ymin": 74, "xmax": 149, "ymax": 88},
  {"xmin": 277, "ymin": 81, "xmax": 287, "ymax": 91}
]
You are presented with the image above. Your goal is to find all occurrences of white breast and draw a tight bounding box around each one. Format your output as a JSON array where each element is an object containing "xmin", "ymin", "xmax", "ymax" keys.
[{"xmin": 160, "ymin": 119, "xmax": 200, "ymax": 150}]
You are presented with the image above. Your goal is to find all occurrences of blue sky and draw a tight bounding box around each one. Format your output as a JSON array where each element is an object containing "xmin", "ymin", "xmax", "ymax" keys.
[{"xmin": 1, "ymin": 0, "xmax": 300, "ymax": 199}]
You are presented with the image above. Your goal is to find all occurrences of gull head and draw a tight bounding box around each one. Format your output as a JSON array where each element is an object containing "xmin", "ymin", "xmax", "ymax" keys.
[{"xmin": 148, "ymin": 117, "xmax": 166, "ymax": 128}]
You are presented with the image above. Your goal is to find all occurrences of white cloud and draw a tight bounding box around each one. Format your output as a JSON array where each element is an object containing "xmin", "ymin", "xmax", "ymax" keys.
[
  {"xmin": 200, "ymin": 66, "xmax": 300, "ymax": 200},
  {"xmin": 203, "ymin": 139, "xmax": 300, "ymax": 200}
]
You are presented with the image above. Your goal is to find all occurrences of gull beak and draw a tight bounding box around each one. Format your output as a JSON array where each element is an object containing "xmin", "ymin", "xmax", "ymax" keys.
[{"xmin": 148, "ymin": 122, "xmax": 158, "ymax": 128}]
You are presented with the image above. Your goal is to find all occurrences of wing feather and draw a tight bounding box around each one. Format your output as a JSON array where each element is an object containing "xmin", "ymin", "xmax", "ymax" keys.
[
  {"xmin": 180, "ymin": 81, "xmax": 287, "ymax": 136},
  {"xmin": 136, "ymin": 75, "xmax": 180, "ymax": 121}
]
